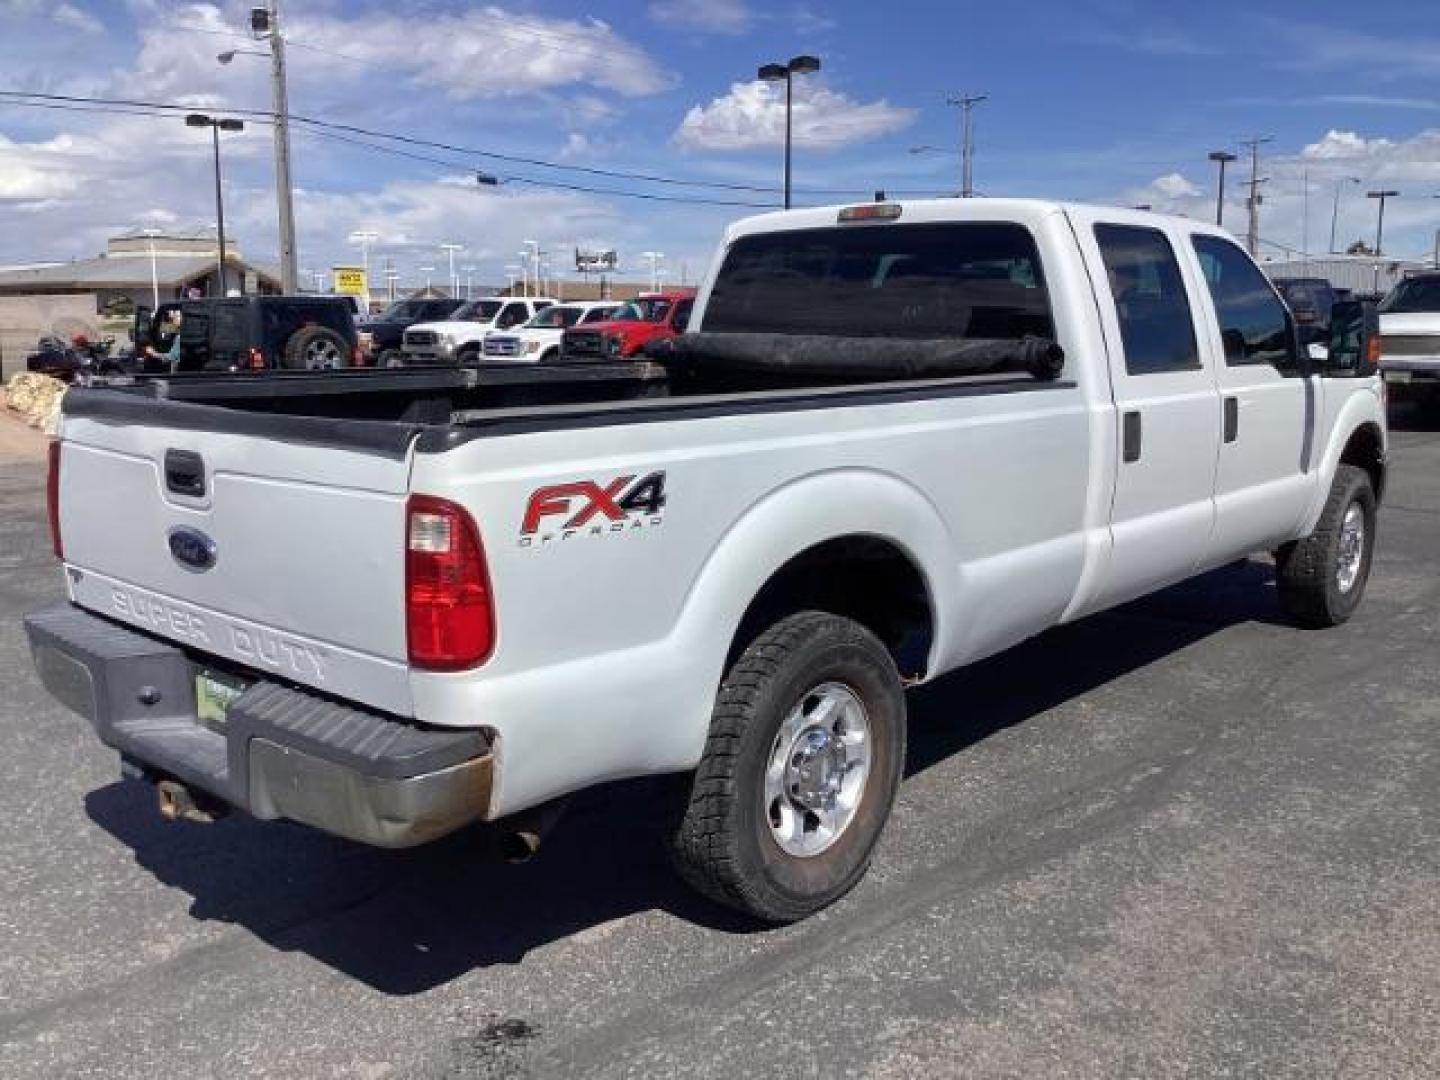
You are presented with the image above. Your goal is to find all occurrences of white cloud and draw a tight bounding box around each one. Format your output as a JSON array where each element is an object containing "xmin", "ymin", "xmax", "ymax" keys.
[
  {"xmin": 649, "ymin": 0, "xmax": 751, "ymax": 35},
  {"xmin": 1302, "ymin": 130, "xmax": 1395, "ymax": 160},
  {"xmin": 53, "ymin": 3, "xmax": 103, "ymax": 33},
  {"xmin": 1117, "ymin": 129, "xmax": 1440, "ymax": 261},
  {"xmin": 287, "ymin": 7, "xmax": 674, "ymax": 100},
  {"xmin": 675, "ymin": 80, "xmax": 914, "ymax": 152},
  {"xmin": 1152, "ymin": 172, "xmax": 1201, "ymax": 198},
  {"xmin": 0, "ymin": 0, "xmax": 101, "ymax": 34}
]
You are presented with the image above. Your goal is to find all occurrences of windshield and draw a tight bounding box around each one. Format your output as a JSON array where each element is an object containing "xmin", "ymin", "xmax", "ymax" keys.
[
  {"xmin": 705, "ymin": 221, "xmax": 1054, "ymax": 339},
  {"xmin": 526, "ymin": 306, "xmax": 584, "ymax": 329},
  {"xmin": 1380, "ymin": 278, "xmax": 1440, "ymax": 314},
  {"xmin": 453, "ymin": 300, "xmax": 503, "ymax": 322},
  {"xmin": 609, "ymin": 298, "xmax": 673, "ymax": 323}
]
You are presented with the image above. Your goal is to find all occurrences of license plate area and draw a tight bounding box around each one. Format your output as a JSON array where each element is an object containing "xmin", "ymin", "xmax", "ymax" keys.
[
  {"xmin": 1384, "ymin": 370, "xmax": 1412, "ymax": 384},
  {"xmin": 195, "ymin": 668, "xmax": 251, "ymax": 732}
]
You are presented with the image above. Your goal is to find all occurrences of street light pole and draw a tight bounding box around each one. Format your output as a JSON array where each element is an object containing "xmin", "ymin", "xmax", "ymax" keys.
[
  {"xmin": 186, "ymin": 114, "xmax": 244, "ymax": 296},
  {"xmin": 1329, "ymin": 176, "xmax": 1361, "ymax": 254},
  {"xmin": 640, "ymin": 251, "xmax": 665, "ymax": 291},
  {"xmin": 1208, "ymin": 150, "xmax": 1236, "ymax": 227},
  {"xmin": 1240, "ymin": 135, "xmax": 1273, "ymax": 258},
  {"xmin": 440, "ymin": 243, "xmax": 463, "ymax": 296},
  {"xmin": 1368, "ymin": 190, "xmax": 1399, "ymax": 255},
  {"xmin": 758, "ymin": 55, "xmax": 820, "ymax": 209},
  {"xmin": 140, "ymin": 227, "xmax": 161, "ymax": 309}
]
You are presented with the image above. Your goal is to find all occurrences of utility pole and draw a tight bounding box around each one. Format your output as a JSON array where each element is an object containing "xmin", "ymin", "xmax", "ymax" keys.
[
  {"xmin": 1367, "ymin": 190, "xmax": 1399, "ymax": 255},
  {"xmin": 262, "ymin": 1, "xmax": 298, "ymax": 293},
  {"xmin": 1239, "ymin": 136, "xmax": 1273, "ymax": 258},
  {"xmin": 948, "ymin": 94, "xmax": 988, "ymax": 198},
  {"xmin": 1329, "ymin": 176, "xmax": 1360, "ymax": 254}
]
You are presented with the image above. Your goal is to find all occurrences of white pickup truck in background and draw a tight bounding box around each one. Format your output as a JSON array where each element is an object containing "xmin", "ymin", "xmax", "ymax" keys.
[
  {"xmin": 482, "ymin": 301, "xmax": 621, "ymax": 362},
  {"xmin": 401, "ymin": 296, "xmax": 555, "ymax": 365},
  {"xmin": 27, "ymin": 199, "xmax": 1387, "ymax": 922},
  {"xmin": 1378, "ymin": 271, "xmax": 1440, "ymax": 413}
]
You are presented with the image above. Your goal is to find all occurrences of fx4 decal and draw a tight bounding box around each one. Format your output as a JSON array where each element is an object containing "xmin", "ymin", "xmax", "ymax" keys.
[{"xmin": 520, "ymin": 471, "xmax": 667, "ymax": 545}]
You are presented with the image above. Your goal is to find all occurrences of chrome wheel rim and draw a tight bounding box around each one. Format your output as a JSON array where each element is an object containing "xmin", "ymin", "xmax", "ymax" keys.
[
  {"xmin": 1336, "ymin": 501, "xmax": 1365, "ymax": 593},
  {"xmin": 764, "ymin": 682, "xmax": 872, "ymax": 858},
  {"xmin": 305, "ymin": 340, "xmax": 343, "ymax": 369}
]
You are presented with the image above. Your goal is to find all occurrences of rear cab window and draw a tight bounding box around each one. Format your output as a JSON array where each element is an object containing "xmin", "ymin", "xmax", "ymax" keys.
[{"xmin": 703, "ymin": 221, "xmax": 1054, "ymax": 341}]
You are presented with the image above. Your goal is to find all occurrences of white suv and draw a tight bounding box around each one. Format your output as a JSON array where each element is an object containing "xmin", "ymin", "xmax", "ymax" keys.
[
  {"xmin": 402, "ymin": 297, "xmax": 555, "ymax": 365},
  {"xmin": 481, "ymin": 301, "xmax": 622, "ymax": 362}
]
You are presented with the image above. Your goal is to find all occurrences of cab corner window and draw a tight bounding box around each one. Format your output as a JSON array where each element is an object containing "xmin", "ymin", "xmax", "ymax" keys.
[
  {"xmin": 1093, "ymin": 224, "xmax": 1201, "ymax": 376},
  {"xmin": 1191, "ymin": 234, "xmax": 1299, "ymax": 373}
]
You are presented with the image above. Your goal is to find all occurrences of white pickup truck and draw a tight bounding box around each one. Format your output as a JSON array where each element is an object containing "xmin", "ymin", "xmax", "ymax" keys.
[
  {"xmin": 27, "ymin": 199, "xmax": 1387, "ymax": 922},
  {"xmin": 401, "ymin": 296, "xmax": 555, "ymax": 365},
  {"xmin": 1378, "ymin": 271, "xmax": 1440, "ymax": 412}
]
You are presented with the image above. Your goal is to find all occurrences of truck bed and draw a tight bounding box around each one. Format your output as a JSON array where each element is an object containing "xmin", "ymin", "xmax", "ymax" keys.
[{"xmin": 71, "ymin": 354, "xmax": 1058, "ymax": 457}]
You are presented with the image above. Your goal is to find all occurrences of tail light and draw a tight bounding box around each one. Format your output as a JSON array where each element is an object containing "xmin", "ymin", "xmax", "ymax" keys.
[
  {"xmin": 46, "ymin": 439, "xmax": 63, "ymax": 560},
  {"xmin": 1365, "ymin": 334, "xmax": 1382, "ymax": 370},
  {"xmin": 406, "ymin": 494, "xmax": 494, "ymax": 670},
  {"xmin": 247, "ymin": 347, "xmax": 265, "ymax": 370}
]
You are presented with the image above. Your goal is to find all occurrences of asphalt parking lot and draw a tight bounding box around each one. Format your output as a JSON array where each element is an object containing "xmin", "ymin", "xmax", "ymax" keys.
[{"xmin": 0, "ymin": 408, "xmax": 1437, "ymax": 1079}]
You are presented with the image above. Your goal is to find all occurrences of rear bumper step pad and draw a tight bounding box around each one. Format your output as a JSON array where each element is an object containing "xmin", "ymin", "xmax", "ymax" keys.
[{"xmin": 25, "ymin": 603, "xmax": 493, "ymax": 848}]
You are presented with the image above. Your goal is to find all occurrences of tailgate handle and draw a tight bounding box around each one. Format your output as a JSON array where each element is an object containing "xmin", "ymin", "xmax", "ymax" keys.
[{"xmin": 164, "ymin": 449, "xmax": 206, "ymax": 498}]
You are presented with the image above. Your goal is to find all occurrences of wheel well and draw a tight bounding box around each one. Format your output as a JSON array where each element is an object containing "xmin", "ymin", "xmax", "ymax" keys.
[
  {"xmin": 730, "ymin": 536, "xmax": 934, "ymax": 680},
  {"xmin": 1340, "ymin": 422, "xmax": 1386, "ymax": 502}
]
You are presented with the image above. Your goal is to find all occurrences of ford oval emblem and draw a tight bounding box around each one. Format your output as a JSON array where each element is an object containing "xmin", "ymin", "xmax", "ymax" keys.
[{"xmin": 168, "ymin": 527, "xmax": 217, "ymax": 572}]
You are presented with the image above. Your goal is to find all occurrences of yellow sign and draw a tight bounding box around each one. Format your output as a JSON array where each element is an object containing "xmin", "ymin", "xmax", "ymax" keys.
[{"xmin": 333, "ymin": 266, "xmax": 367, "ymax": 296}]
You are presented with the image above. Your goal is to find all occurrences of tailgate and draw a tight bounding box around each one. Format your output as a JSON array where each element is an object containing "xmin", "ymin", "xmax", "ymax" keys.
[{"xmin": 57, "ymin": 404, "xmax": 417, "ymax": 716}]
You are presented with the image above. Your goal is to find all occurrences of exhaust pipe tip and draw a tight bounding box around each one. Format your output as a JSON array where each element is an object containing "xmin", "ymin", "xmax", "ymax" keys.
[
  {"xmin": 500, "ymin": 830, "xmax": 542, "ymax": 864},
  {"xmin": 156, "ymin": 779, "xmax": 228, "ymax": 825}
]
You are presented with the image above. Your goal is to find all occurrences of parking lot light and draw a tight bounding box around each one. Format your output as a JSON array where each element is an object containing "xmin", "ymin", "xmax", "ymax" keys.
[
  {"xmin": 1208, "ymin": 151, "xmax": 1237, "ymax": 227},
  {"xmin": 185, "ymin": 114, "xmax": 244, "ymax": 295},
  {"xmin": 757, "ymin": 55, "xmax": 821, "ymax": 210}
]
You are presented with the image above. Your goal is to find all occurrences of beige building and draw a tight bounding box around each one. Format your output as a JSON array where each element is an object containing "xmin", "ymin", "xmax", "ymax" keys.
[{"xmin": 0, "ymin": 229, "xmax": 280, "ymax": 378}]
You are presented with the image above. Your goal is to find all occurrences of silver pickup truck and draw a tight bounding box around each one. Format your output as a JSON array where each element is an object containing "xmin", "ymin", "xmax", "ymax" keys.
[{"xmin": 27, "ymin": 199, "xmax": 1387, "ymax": 922}]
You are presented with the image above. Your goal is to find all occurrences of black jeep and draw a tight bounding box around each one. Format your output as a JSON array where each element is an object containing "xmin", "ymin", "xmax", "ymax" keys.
[{"xmin": 134, "ymin": 295, "xmax": 359, "ymax": 372}]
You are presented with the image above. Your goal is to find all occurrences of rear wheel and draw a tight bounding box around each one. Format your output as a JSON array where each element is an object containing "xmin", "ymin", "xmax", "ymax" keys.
[
  {"xmin": 540, "ymin": 347, "xmax": 560, "ymax": 363},
  {"xmin": 283, "ymin": 326, "xmax": 348, "ymax": 370},
  {"xmin": 669, "ymin": 611, "xmax": 906, "ymax": 923},
  {"xmin": 1275, "ymin": 464, "xmax": 1377, "ymax": 628}
]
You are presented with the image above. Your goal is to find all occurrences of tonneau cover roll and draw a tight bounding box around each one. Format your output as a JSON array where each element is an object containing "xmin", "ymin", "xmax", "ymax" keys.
[{"xmin": 645, "ymin": 332, "xmax": 1064, "ymax": 382}]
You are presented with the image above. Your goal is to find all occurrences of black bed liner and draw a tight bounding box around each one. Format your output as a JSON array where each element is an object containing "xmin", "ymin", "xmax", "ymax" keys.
[{"xmin": 65, "ymin": 338, "xmax": 1073, "ymax": 458}]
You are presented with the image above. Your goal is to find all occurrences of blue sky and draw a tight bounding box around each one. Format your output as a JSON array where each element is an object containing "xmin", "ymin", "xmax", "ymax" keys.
[{"xmin": 1, "ymin": 0, "xmax": 1439, "ymax": 289}]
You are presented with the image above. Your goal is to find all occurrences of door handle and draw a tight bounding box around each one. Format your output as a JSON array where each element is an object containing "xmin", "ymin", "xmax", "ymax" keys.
[
  {"xmin": 1122, "ymin": 410, "xmax": 1142, "ymax": 463},
  {"xmin": 1223, "ymin": 396, "xmax": 1239, "ymax": 443},
  {"xmin": 164, "ymin": 449, "xmax": 206, "ymax": 498}
]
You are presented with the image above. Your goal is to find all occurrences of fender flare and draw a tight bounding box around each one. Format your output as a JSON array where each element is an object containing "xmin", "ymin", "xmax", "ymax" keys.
[
  {"xmin": 662, "ymin": 468, "xmax": 957, "ymax": 756},
  {"xmin": 1302, "ymin": 387, "xmax": 1387, "ymax": 533}
]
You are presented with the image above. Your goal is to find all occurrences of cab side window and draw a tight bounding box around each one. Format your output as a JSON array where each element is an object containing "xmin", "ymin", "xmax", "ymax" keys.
[
  {"xmin": 1192, "ymin": 235, "xmax": 1298, "ymax": 372},
  {"xmin": 1093, "ymin": 224, "xmax": 1201, "ymax": 375},
  {"xmin": 497, "ymin": 303, "xmax": 527, "ymax": 329},
  {"xmin": 672, "ymin": 298, "xmax": 694, "ymax": 331}
]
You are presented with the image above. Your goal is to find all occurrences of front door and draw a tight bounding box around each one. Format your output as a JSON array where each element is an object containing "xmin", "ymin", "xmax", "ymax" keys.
[
  {"xmin": 1188, "ymin": 233, "xmax": 1316, "ymax": 562},
  {"xmin": 1072, "ymin": 215, "xmax": 1223, "ymax": 611}
]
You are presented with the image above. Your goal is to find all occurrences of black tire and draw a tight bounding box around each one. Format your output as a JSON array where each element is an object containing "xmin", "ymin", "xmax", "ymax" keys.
[
  {"xmin": 377, "ymin": 347, "xmax": 404, "ymax": 369},
  {"xmin": 540, "ymin": 347, "xmax": 560, "ymax": 364},
  {"xmin": 282, "ymin": 326, "xmax": 349, "ymax": 370},
  {"xmin": 1275, "ymin": 464, "xmax": 1377, "ymax": 628},
  {"xmin": 669, "ymin": 611, "xmax": 906, "ymax": 923},
  {"xmin": 455, "ymin": 345, "xmax": 480, "ymax": 367}
]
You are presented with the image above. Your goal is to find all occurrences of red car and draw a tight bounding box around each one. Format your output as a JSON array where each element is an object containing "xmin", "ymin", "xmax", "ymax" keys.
[{"xmin": 560, "ymin": 289, "xmax": 696, "ymax": 360}]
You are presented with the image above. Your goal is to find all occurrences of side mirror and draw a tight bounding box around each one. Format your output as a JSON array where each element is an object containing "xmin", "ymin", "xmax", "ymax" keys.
[{"xmin": 1324, "ymin": 300, "xmax": 1381, "ymax": 377}]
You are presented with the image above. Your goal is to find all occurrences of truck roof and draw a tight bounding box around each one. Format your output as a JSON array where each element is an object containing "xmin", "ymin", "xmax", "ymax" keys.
[{"xmin": 725, "ymin": 197, "xmax": 1236, "ymax": 244}]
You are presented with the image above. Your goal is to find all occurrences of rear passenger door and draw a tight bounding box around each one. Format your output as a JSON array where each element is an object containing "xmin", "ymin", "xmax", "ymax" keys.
[
  {"xmin": 1075, "ymin": 216, "xmax": 1223, "ymax": 609},
  {"xmin": 1188, "ymin": 234, "xmax": 1314, "ymax": 561}
]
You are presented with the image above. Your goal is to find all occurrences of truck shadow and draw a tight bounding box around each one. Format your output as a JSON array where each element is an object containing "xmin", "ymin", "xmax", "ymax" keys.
[{"xmin": 85, "ymin": 557, "xmax": 1287, "ymax": 996}]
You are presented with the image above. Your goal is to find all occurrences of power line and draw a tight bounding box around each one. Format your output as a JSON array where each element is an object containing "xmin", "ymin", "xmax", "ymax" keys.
[{"xmin": 0, "ymin": 88, "xmax": 930, "ymax": 200}]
